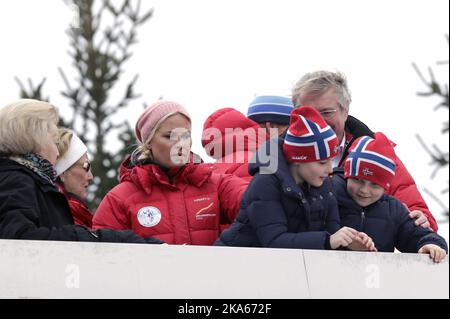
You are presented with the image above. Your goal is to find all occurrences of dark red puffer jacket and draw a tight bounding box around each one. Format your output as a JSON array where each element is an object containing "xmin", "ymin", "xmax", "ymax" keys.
[
  {"xmin": 57, "ymin": 184, "xmax": 93, "ymax": 228},
  {"xmin": 92, "ymin": 158, "xmax": 249, "ymax": 245},
  {"xmin": 201, "ymin": 108, "xmax": 268, "ymax": 182}
]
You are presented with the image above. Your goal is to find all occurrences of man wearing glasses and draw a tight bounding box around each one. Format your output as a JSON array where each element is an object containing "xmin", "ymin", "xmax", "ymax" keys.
[{"xmin": 292, "ymin": 70, "xmax": 437, "ymax": 232}]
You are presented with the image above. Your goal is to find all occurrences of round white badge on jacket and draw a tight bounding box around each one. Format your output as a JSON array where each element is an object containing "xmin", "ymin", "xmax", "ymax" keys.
[{"xmin": 137, "ymin": 206, "xmax": 162, "ymax": 228}]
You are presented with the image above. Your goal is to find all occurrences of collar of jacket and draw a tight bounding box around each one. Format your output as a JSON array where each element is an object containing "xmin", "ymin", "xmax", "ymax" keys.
[
  {"xmin": 338, "ymin": 115, "xmax": 375, "ymax": 167},
  {"xmin": 278, "ymin": 161, "xmax": 307, "ymax": 201},
  {"xmin": 130, "ymin": 162, "xmax": 214, "ymax": 195},
  {"xmin": 56, "ymin": 182, "xmax": 90, "ymax": 206},
  {"xmin": 9, "ymin": 153, "xmax": 57, "ymax": 184},
  {"xmin": 0, "ymin": 157, "xmax": 60, "ymax": 193},
  {"xmin": 249, "ymin": 138, "xmax": 306, "ymax": 201}
]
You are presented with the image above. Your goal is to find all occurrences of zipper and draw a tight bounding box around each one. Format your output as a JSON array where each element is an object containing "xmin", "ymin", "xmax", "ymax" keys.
[{"xmin": 360, "ymin": 210, "xmax": 366, "ymax": 231}]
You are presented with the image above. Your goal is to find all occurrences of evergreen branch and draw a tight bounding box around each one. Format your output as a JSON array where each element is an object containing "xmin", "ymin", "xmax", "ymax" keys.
[{"xmin": 416, "ymin": 134, "xmax": 449, "ymax": 179}]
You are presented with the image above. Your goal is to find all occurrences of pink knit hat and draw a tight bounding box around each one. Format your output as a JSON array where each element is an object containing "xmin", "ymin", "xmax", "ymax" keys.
[{"xmin": 135, "ymin": 101, "xmax": 191, "ymax": 143}]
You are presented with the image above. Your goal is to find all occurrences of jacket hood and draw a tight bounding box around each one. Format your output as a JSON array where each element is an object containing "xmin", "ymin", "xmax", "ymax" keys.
[
  {"xmin": 342, "ymin": 117, "xmax": 397, "ymax": 167},
  {"xmin": 202, "ymin": 108, "xmax": 266, "ymax": 160},
  {"xmin": 249, "ymin": 138, "xmax": 336, "ymax": 201},
  {"xmin": 118, "ymin": 154, "xmax": 213, "ymax": 195},
  {"xmin": 248, "ymin": 138, "xmax": 287, "ymax": 174},
  {"xmin": 119, "ymin": 155, "xmax": 134, "ymax": 183},
  {"xmin": 119, "ymin": 152, "xmax": 204, "ymax": 183},
  {"xmin": 345, "ymin": 115, "xmax": 374, "ymax": 141},
  {"xmin": 248, "ymin": 138, "xmax": 302, "ymax": 194}
]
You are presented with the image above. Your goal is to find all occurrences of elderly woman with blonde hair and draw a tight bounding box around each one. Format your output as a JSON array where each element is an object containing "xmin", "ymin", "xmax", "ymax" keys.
[
  {"xmin": 55, "ymin": 128, "xmax": 94, "ymax": 228},
  {"xmin": 0, "ymin": 99, "xmax": 163, "ymax": 244}
]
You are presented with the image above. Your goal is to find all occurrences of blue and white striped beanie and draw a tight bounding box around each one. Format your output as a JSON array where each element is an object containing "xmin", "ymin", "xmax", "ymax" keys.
[{"xmin": 247, "ymin": 95, "xmax": 294, "ymax": 125}]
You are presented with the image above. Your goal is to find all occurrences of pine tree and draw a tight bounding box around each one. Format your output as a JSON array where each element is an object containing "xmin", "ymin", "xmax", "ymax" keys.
[
  {"xmin": 413, "ymin": 35, "xmax": 449, "ymax": 220},
  {"xmin": 15, "ymin": 77, "xmax": 48, "ymax": 102},
  {"xmin": 16, "ymin": 0, "xmax": 153, "ymax": 209}
]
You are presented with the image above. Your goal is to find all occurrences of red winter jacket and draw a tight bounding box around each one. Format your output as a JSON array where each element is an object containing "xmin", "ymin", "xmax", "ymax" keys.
[
  {"xmin": 201, "ymin": 108, "xmax": 268, "ymax": 181},
  {"xmin": 92, "ymin": 158, "xmax": 249, "ymax": 245},
  {"xmin": 341, "ymin": 116, "xmax": 438, "ymax": 232},
  {"xmin": 57, "ymin": 184, "xmax": 93, "ymax": 228}
]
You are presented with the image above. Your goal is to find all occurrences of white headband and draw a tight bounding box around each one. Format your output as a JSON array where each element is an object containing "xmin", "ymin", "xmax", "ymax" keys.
[{"xmin": 54, "ymin": 132, "xmax": 88, "ymax": 176}]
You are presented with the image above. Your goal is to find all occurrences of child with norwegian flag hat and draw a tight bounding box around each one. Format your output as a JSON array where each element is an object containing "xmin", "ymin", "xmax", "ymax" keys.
[
  {"xmin": 332, "ymin": 132, "xmax": 448, "ymax": 262},
  {"xmin": 215, "ymin": 106, "xmax": 375, "ymax": 251}
]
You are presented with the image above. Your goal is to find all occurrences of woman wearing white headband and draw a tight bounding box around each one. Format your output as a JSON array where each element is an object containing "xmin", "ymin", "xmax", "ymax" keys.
[
  {"xmin": 55, "ymin": 128, "xmax": 94, "ymax": 228},
  {"xmin": 0, "ymin": 99, "xmax": 163, "ymax": 244}
]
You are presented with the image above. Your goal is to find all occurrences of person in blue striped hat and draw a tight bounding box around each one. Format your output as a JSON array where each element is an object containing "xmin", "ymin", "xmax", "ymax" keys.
[{"xmin": 247, "ymin": 95, "xmax": 294, "ymax": 137}]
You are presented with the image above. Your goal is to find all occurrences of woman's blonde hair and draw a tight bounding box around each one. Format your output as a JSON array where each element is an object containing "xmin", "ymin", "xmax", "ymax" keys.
[
  {"xmin": 0, "ymin": 99, "xmax": 59, "ymax": 156},
  {"xmin": 136, "ymin": 111, "xmax": 191, "ymax": 162},
  {"xmin": 57, "ymin": 128, "xmax": 74, "ymax": 158}
]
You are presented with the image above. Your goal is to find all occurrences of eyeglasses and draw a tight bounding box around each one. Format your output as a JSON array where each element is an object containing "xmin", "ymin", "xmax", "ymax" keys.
[
  {"xmin": 82, "ymin": 161, "xmax": 91, "ymax": 172},
  {"xmin": 74, "ymin": 161, "xmax": 91, "ymax": 172},
  {"xmin": 319, "ymin": 109, "xmax": 338, "ymax": 119}
]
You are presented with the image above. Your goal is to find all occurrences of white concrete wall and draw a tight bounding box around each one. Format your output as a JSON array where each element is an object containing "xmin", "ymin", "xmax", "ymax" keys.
[{"xmin": 0, "ymin": 240, "xmax": 447, "ymax": 299}]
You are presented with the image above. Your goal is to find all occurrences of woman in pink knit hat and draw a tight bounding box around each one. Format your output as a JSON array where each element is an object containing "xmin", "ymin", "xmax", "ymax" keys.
[{"xmin": 93, "ymin": 101, "xmax": 249, "ymax": 245}]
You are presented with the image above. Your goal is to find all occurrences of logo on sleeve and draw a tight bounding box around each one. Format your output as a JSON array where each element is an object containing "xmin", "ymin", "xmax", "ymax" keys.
[{"xmin": 137, "ymin": 206, "xmax": 162, "ymax": 228}]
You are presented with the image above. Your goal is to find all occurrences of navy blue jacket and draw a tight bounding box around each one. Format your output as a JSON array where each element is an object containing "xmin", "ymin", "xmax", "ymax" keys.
[
  {"xmin": 0, "ymin": 157, "xmax": 163, "ymax": 244},
  {"xmin": 215, "ymin": 139, "xmax": 340, "ymax": 249},
  {"xmin": 331, "ymin": 169, "xmax": 448, "ymax": 253}
]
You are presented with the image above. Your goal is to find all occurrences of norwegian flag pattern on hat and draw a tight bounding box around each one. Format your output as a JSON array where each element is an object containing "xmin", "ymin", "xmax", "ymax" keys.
[
  {"xmin": 283, "ymin": 106, "xmax": 339, "ymax": 163},
  {"xmin": 344, "ymin": 132, "xmax": 397, "ymax": 190}
]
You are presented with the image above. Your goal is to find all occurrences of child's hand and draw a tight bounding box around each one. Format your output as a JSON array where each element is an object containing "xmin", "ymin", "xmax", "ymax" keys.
[
  {"xmin": 348, "ymin": 232, "xmax": 377, "ymax": 252},
  {"xmin": 330, "ymin": 227, "xmax": 358, "ymax": 249},
  {"xmin": 418, "ymin": 244, "xmax": 447, "ymax": 263}
]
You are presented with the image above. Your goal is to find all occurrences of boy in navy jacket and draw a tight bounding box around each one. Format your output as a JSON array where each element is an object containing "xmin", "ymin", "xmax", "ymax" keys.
[
  {"xmin": 332, "ymin": 132, "xmax": 447, "ymax": 262},
  {"xmin": 215, "ymin": 106, "xmax": 375, "ymax": 251}
]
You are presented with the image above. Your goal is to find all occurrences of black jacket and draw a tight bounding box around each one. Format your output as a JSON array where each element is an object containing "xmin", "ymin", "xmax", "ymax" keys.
[
  {"xmin": 0, "ymin": 157, "xmax": 163, "ymax": 244},
  {"xmin": 339, "ymin": 115, "xmax": 375, "ymax": 167},
  {"xmin": 215, "ymin": 138, "xmax": 340, "ymax": 249},
  {"xmin": 331, "ymin": 169, "xmax": 447, "ymax": 253}
]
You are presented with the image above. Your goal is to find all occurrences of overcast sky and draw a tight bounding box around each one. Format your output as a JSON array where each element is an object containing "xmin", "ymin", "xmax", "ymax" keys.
[{"xmin": 0, "ymin": 0, "xmax": 448, "ymax": 235}]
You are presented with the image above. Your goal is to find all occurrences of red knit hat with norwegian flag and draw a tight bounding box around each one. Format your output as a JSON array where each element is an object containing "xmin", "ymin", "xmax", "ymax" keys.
[
  {"xmin": 283, "ymin": 106, "xmax": 339, "ymax": 163},
  {"xmin": 344, "ymin": 132, "xmax": 397, "ymax": 190}
]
